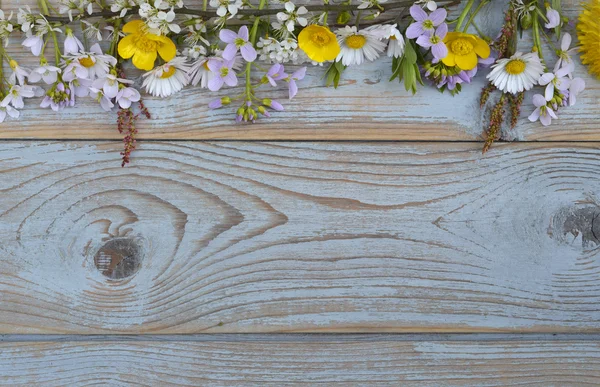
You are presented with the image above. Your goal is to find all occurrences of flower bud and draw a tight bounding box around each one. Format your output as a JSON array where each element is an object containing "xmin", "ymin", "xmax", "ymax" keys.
[
  {"xmin": 520, "ymin": 14, "xmax": 532, "ymax": 30},
  {"xmin": 336, "ymin": 11, "xmax": 351, "ymax": 25}
]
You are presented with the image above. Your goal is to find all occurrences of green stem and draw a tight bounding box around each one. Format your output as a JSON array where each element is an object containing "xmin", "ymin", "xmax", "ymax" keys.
[
  {"xmin": 109, "ymin": 19, "xmax": 122, "ymax": 58},
  {"xmin": 244, "ymin": 0, "xmax": 266, "ymax": 101},
  {"xmin": 51, "ymin": 30, "xmax": 61, "ymax": 65},
  {"xmin": 0, "ymin": 47, "xmax": 5, "ymax": 97},
  {"xmin": 462, "ymin": 0, "xmax": 489, "ymax": 32},
  {"xmin": 532, "ymin": 13, "xmax": 545, "ymax": 64},
  {"xmin": 455, "ymin": 0, "xmax": 476, "ymax": 31},
  {"xmin": 80, "ymin": 22, "xmax": 89, "ymax": 49},
  {"xmin": 202, "ymin": 0, "xmax": 207, "ymax": 12}
]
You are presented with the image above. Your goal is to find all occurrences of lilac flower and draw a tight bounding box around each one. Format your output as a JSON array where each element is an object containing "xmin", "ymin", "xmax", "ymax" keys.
[
  {"xmin": 208, "ymin": 97, "xmax": 231, "ymax": 109},
  {"xmin": 416, "ymin": 23, "xmax": 448, "ymax": 60},
  {"xmin": 529, "ymin": 94, "xmax": 557, "ymax": 126},
  {"xmin": 1, "ymin": 85, "xmax": 36, "ymax": 109},
  {"xmin": 40, "ymin": 82, "xmax": 73, "ymax": 111},
  {"xmin": 9, "ymin": 61, "xmax": 30, "ymax": 85},
  {"xmin": 22, "ymin": 34, "xmax": 43, "ymax": 56},
  {"xmin": 92, "ymin": 74, "xmax": 131, "ymax": 99},
  {"xmin": 0, "ymin": 104, "xmax": 19, "ymax": 123},
  {"xmin": 207, "ymin": 58, "xmax": 238, "ymax": 91},
  {"xmin": 265, "ymin": 63, "xmax": 287, "ymax": 87},
  {"xmin": 406, "ymin": 5, "xmax": 447, "ymax": 39},
  {"xmin": 220, "ymin": 26, "xmax": 257, "ymax": 62},
  {"xmin": 262, "ymin": 98, "xmax": 284, "ymax": 111},
  {"xmin": 64, "ymin": 28, "xmax": 84, "ymax": 55},
  {"xmin": 28, "ymin": 63, "xmax": 62, "ymax": 84},
  {"xmin": 538, "ymin": 66, "xmax": 571, "ymax": 101},
  {"xmin": 62, "ymin": 60, "xmax": 88, "ymax": 83},
  {"xmin": 89, "ymin": 87, "xmax": 114, "ymax": 111},
  {"xmin": 115, "ymin": 87, "xmax": 141, "ymax": 109},
  {"xmin": 545, "ymin": 7, "xmax": 561, "ymax": 29},
  {"xmin": 287, "ymin": 67, "xmax": 306, "ymax": 99},
  {"xmin": 567, "ymin": 78, "xmax": 585, "ymax": 106},
  {"xmin": 554, "ymin": 33, "xmax": 577, "ymax": 74}
]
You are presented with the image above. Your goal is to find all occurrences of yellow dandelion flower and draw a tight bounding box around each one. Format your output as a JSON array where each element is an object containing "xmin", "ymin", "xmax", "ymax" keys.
[
  {"xmin": 298, "ymin": 25, "xmax": 340, "ymax": 63},
  {"xmin": 578, "ymin": 0, "xmax": 600, "ymax": 78},
  {"xmin": 442, "ymin": 32, "xmax": 490, "ymax": 71},
  {"xmin": 118, "ymin": 20, "xmax": 177, "ymax": 71}
]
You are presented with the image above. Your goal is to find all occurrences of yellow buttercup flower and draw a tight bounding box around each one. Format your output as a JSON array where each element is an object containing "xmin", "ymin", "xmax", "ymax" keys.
[
  {"xmin": 442, "ymin": 32, "xmax": 490, "ymax": 71},
  {"xmin": 298, "ymin": 25, "xmax": 340, "ymax": 63},
  {"xmin": 578, "ymin": 0, "xmax": 600, "ymax": 78},
  {"xmin": 118, "ymin": 20, "xmax": 177, "ymax": 71}
]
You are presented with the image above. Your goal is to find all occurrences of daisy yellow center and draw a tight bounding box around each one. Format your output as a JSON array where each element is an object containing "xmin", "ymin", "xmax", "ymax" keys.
[
  {"xmin": 310, "ymin": 31, "xmax": 331, "ymax": 46},
  {"xmin": 389, "ymin": 35, "xmax": 397, "ymax": 40},
  {"xmin": 423, "ymin": 20, "xmax": 434, "ymax": 29},
  {"xmin": 505, "ymin": 59, "xmax": 526, "ymax": 75},
  {"xmin": 160, "ymin": 66, "xmax": 177, "ymax": 79},
  {"xmin": 346, "ymin": 34, "xmax": 366, "ymax": 49},
  {"xmin": 203, "ymin": 61, "xmax": 210, "ymax": 70},
  {"xmin": 79, "ymin": 56, "xmax": 95, "ymax": 68},
  {"xmin": 450, "ymin": 38, "xmax": 474, "ymax": 56},
  {"xmin": 577, "ymin": 0, "xmax": 600, "ymax": 78}
]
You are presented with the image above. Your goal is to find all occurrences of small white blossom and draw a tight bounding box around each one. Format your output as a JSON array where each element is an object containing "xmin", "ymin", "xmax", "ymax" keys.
[
  {"xmin": 209, "ymin": 0, "xmax": 242, "ymax": 18},
  {"xmin": 273, "ymin": 2, "xmax": 308, "ymax": 34},
  {"xmin": 358, "ymin": 0, "xmax": 388, "ymax": 10},
  {"xmin": 8, "ymin": 60, "xmax": 30, "ymax": 85},
  {"xmin": 28, "ymin": 62, "xmax": 62, "ymax": 84}
]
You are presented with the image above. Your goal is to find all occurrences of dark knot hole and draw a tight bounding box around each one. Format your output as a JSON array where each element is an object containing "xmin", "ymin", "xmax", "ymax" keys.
[{"xmin": 94, "ymin": 238, "xmax": 142, "ymax": 279}]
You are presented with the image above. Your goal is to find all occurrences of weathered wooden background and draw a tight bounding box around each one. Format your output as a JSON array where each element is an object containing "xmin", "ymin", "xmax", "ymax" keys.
[{"xmin": 1, "ymin": 0, "xmax": 600, "ymax": 385}]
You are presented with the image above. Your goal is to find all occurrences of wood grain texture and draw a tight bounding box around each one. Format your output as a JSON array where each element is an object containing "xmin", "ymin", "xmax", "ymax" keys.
[
  {"xmin": 1, "ymin": 141, "xmax": 600, "ymax": 334},
  {"xmin": 1, "ymin": 1, "xmax": 598, "ymax": 141},
  {"xmin": 1, "ymin": 337, "xmax": 599, "ymax": 386}
]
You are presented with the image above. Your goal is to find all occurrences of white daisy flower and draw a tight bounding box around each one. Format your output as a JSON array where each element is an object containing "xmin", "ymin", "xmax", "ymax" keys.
[
  {"xmin": 486, "ymin": 52, "xmax": 544, "ymax": 94},
  {"xmin": 64, "ymin": 43, "xmax": 117, "ymax": 80},
  {"xmin": 365, "ymin": 23, "xmax": 404, "ymax": 58},
  {"xmin": 142, "ymin": 57, "xmax": 191, "ymax": 98},
  {"xmin": 335, "ymin": 26, "xmax": 386, "ymax": 66},
  {"xmin": 188, "ymin": 57, "xmax": 213, "ymax": 88}
]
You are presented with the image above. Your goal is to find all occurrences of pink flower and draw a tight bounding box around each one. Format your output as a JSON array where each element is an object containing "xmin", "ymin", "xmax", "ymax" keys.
[{"xmin": 220, "ymin": 26, "xmax": 257, "ymax": 62}]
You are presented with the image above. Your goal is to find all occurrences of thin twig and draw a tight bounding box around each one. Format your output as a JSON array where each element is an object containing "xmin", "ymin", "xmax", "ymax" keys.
[{"xmin": 45, "ymin": 0, "xmax": 457, "ymax": 23}]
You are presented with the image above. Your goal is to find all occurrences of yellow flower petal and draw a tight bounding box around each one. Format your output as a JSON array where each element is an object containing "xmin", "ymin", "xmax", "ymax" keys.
[
  {"xmin": 473, "ymin": 37, "xmax": 491, "ymax": 59},
  {"xmin": 117, "ymin": 34, "xmax": 137, "ymax": 59},
  {"xmin": 455, "ymin": 52, "xmax": 478, "ymax": 70},
  {"xmin": 123, "ymin": 20, "xmax": 145, "ymax": 34},
  {"xmin": 156, "ymin": 36, "xmax": 177, "ymax": 62},
  {"xmin": 132, "ymin": 50, "xmax": 157, "ymax": 71},
  {"xmin": 442, "ymin": 52, "xmax": 456, "ymax": 67},
  {"xmin": 298, "ymin": 25, "xmax": 340, "ymax": 63}
]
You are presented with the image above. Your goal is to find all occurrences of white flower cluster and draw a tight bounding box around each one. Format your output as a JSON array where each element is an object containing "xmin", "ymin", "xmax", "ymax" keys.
[
  {"xmin": 257, "ymin": 37, "xmax": 307, "ymax": 64},
  {"xmin": 139, "ymin": 0, "xmax": 184, "ymax": 34},
  {"xmin": 0, "ymin": 10, "xmax": 13, "ymax": 46}
]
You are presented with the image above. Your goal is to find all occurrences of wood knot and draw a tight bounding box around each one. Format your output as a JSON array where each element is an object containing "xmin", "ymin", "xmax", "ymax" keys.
[
  {"xmin": 94, "ymin": 238, "xmax": 142, "ymax": 279},
  {"xmin": 550, "ymin": 206, "xmax": 600, "ymax": 250}
]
